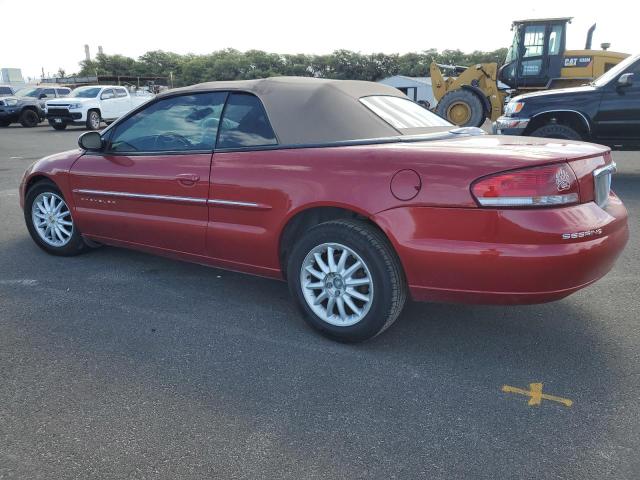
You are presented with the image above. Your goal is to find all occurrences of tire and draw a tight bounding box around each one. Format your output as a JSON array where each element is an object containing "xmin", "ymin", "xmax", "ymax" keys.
[
  {"xmin": 19, "ymin": 109, "xmax": 40, "ymax": 128},
  {"xmin": 436, "ymin": 89, "xmax": 486, "ymax": 127},
  {"xmin": 0, "ymin": 120, "xmax": 10, "ymax": 127},
  {"xmin": 287, "ymin": 219, "xmax": 407, "ymax": 342},
  {"xmin": 49, "ymin": 120, "xmax": 67, "ymax": 130},
  {"xmin": 529, "ymin": 123, "xmax": 582, "ymax": 140},
  {"xmin": 24, "ymin": 180, "xmax": 87, "ymax": 256},
  {"xmin": 86, "ymin": 110, "xmax": 101, "ymax": 130}
]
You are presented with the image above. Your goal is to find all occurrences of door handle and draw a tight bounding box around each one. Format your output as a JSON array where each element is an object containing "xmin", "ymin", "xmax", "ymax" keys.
[{"xmin": 176, "ymin": 173, "xmax": 200, "ymax": 185}]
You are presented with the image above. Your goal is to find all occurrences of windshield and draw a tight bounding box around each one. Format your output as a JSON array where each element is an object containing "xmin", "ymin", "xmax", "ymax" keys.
[
  {"xmin": 593, "ymin": 55, "xmax": 640, "ymax": 87},
  {"xmin": 69, "ymin": 87, "xmax": 102, "ymax": 98},
  {"xmin": 13, "ymin": 88, "xmax": 39, "ymax": 98},
  {"xmin": 504, "ymin": 26, "xmax": 521, "ymax": 64},
  {"xmin": 360, "ymin": 96, "xmax": 451, "ymax": 131}
]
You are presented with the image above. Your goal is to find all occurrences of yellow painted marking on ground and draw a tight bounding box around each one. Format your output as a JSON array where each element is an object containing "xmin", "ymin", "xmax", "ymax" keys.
[{"xmin": 501, "ymin": 383, "xmax": 573, "ymax": 407}]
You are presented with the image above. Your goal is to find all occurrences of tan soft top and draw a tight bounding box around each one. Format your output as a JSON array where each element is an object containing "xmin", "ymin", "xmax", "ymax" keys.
[{"xmin": 163, "ymin": 76, "xmax": 406, "ymax": 144}]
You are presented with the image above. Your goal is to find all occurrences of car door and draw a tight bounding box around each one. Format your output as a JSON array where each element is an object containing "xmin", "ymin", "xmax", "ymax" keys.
[
  {"xmin": 517, "ymin": 24, "xmax": 549, "ymax": 88},
  {"xmin": 69, "ymin": 91, "xmax": 227, "ymax": 254},
  {"xmin": 100, "ymin": 89, "xmax": 117, "ymax": 119},
  {"xmin": 206, "ymin": 92, "xmax": 280, "ymax": 270},
  {"xmin": 594, "ymin": 61, "xmax": 640, "ymax": 143},
  {"xmin": 113, "ymin": 87, "xmax": 131, "ymax": 118}
]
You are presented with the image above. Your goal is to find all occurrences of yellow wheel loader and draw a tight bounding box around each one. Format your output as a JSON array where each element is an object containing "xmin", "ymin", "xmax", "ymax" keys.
[{"xmin": 431, "ymin": 18, "xmax": 629, "ymax": 127}]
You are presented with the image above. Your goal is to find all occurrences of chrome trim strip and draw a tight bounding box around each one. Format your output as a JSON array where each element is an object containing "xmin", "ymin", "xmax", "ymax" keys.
[
  {"xmin": 74, "ymin": 189, "xmax": 206, "ymax": 204},
  {"xmin": 593, "ymin": 161, "xmax": 617, "ymax": 177},
  {"xmin": 74, "ymin": 189, "xmax": 265, "ymax": 209},
  {"xmin": 207, "ymin": 199, "xmax": 261, "ymax": 208},
  {"xmin": 592, "ymin": 161, "xmax": 616, "ymax": 207},
  {"xmin": 478, "ymin": 193, "xmax": 579, "ymax": 207}
]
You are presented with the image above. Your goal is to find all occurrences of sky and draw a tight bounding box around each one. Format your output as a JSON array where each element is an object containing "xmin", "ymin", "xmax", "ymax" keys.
[{"xmin": 0, "ymin": 0, "xmax": 636, "ymax": 80}]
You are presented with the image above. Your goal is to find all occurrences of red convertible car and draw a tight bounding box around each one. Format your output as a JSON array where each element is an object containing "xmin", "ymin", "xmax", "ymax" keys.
[{"xmin": 20, "ymin": 77, "xmax": 628, "ymax": 342}]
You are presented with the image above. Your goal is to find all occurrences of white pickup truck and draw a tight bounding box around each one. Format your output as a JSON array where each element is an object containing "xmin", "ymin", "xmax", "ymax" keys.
[{"xmin": 45, "ymin": 85, "xmax": 153, "ymax": 130}]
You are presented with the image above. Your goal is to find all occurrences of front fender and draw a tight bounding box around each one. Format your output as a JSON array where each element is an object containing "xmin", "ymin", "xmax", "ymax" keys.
[{"xmin": 20, "ymin": 149, "xmax": 84, "ymax": 210}]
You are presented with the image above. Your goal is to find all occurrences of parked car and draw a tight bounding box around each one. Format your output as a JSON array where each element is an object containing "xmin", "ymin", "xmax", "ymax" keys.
[
  {"xmin": 45, "ymin": 85, "xmax": 153, "ymax": 131},
  {"xmin": 0, "ymin": 86, "xmax": 70, "ymax": 127},
  {"xmin": 20, "ymin": 77, "xmax": 628, "ymax": 342},
  {"xmin": 0, "ymin": 85, "xmax": 15, "ymax": 97},
  {"xmin": 494, "ymin": 53, "xmax": 640, "ymax": 149}
]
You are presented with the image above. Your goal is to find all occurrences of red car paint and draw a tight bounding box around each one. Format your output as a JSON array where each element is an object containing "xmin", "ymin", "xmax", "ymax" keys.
[{"xmin": 20, "ymin": 135, "xmax": 628, "ymax": 304}]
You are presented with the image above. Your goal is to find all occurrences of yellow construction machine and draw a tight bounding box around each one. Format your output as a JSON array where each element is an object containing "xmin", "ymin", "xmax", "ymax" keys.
[{"xmin": 431, "ymin": 18, "xmax": 629, "ymax": 126}]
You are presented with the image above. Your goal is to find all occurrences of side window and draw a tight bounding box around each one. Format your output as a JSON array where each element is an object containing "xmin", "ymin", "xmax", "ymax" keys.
[
  {"xmin": 217, "ymin": 93, "xmax": 277, "ymax": 149},
  {"xmin": 56, "ymin": 88, "xmax": 70, "ymax": 97},
  {"xmin": 44, "ymin": 88, "xmax": 56, "ymax": 98},
  {"xmin": 115, "ymin": 88, "xmax": 128, "ymax": 98},
  {"xmin": 548, "ymin": 25, "xmax": 563, "ymax": 55},
  {"xmin": 109, "ymin": 92, "xmax": 227, "ymax": 153},
  {"xmin": 101, "ymin": 89, "xmax": 115, "ymax": 100},
  {"xmin": 523, "ymin": 25, "xmax": 545, "ymax": 58}
]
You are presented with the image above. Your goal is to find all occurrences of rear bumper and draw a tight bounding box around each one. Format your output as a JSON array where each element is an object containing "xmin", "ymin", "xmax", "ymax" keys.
[{"xmin": 373, "ymin": 194, "xmax": 628, "ymax": 305}]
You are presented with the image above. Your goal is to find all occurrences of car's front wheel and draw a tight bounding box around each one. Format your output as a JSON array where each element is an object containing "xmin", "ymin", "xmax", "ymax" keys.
[
  {"xmin": 19, "ymin": 109, "xmax": 40, "ymax": 127},
  {"xmin": 49, "ymin": 120, "xmax": 67, "ymax": 130},
  {"xmin": 86, "ymin": 110, "xmax": 101, "ymax": 130},
  {"xmin": 529, "ymin": 123, "xmax": 582, "ymax": 140},
  {"xmin": 287, "ymin": 219, "xmax": 407, "ymax": 342},
  {"xmin": 24, "ymin": 181, "xmax": 87, "ymax": 256}
]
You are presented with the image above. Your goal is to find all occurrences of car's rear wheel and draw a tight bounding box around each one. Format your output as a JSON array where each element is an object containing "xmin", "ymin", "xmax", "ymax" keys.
[
  {"xmin": 287, "ymin": 219, "xmax": 407, "ymax": 342},
  {"xmin": 19, "ymin": 109, "xmax": 40, "ymax": 128},
  {"xmin": 86, "ymin": 110, "xmax": 101, "ymax": 130},
  {"xmin": 529, "ymin": 123, "xmax": 582, "ymax": 140},
  {"xmin": 24, "ymin": 181, "xmax": 87, "ymax": 256},
  {"xmin": 49, "ymin": 120, "xmax": 67, "ymax": 130}
]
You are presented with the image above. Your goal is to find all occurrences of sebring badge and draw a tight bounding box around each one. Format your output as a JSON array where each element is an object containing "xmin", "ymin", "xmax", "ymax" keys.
[
  {"xmin": 555, "ymin": 167, "xmax": 572, "ymax": 191},
  {"xmin": 562, "ymin": 228, "xmax": 603, "ymax": 240}
]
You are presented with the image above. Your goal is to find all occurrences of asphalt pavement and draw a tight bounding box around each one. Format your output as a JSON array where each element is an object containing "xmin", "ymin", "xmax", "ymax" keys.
[{"xmin": 1, "ymin": 124, "xmax": 639, "ymax": 479}]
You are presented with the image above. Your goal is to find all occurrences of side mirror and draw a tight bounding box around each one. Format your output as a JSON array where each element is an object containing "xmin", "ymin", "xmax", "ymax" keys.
[
  {"xmin": 617, "ymin": 73, "xmax": 634, "ymax": 88},
  {"xmin": 78, "ymin": 131, "xmax": 103, "ymax": 151},
  {"xmin": 39, "ymin": 93, "xmax": 48, "ymax": 99}
]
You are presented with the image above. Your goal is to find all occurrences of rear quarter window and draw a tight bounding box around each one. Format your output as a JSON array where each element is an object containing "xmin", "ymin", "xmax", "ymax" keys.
[
  {"xmin": 360, "ymin": 96, "xmax": 451, "ymax": 130},
  {"xmin": 217, "ymin": 93, "xmax": 278, "ymax": 149}
]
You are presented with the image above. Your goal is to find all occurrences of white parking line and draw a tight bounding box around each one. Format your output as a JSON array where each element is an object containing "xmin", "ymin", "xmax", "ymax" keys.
[{"xmin": 0, "ymin": 279, "xmax": 39, "ymax": 286}]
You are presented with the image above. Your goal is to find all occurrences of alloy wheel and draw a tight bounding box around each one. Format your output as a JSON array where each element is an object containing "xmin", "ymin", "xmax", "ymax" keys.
[
  {"xmin": 300, "ymin": 242, "xmax": 374, "ymax": 326},
  {"xmin": 31, "ymin": 192, "xmax": 74, "ymax": 247}
]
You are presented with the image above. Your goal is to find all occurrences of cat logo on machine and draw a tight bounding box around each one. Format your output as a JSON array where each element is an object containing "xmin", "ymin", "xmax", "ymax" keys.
[{"xmin": 563, "ymin": 56, "xmax": 593, "ymax": 68}]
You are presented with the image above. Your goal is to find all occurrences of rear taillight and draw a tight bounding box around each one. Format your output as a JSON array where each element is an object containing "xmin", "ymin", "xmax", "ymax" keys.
[{"xmin": 472, "ymin": 163, "xmax": 579, "ymax": 207}]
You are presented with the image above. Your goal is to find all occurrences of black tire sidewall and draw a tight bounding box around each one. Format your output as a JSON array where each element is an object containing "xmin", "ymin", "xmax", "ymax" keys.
[
  {"xmin": 24, "ymin": 181, "xmax": 86, "ymax": 256},
  {"xmin": 530, "ymin": 124, "xmax": 582, "ymax": 140},
  {"xmin": 287, "ymin": 222, "xmax": 401, "ymax": 342},
  {"xmin": 20, "ymin": 109, "xmax": 39, "ymax": 127},
  {"xmin": 436, "ymin": 90, "xmax": 485, "ymax": 127},
  {"xmin": 49, "ymin": 120, "xmax": 67, "ymax": 130},
  {"xmin": 86, "ymin": 111, "xmax": 100, "ymax": 130}
]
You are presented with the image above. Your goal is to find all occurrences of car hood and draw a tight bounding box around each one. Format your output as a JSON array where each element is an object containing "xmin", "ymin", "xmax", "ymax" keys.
[
  {"xmin": 3, "ymin": 95, "xmax": 35, "ymax": 103},
  {"xmin": 512, "ymin": 85, "xmax": 598, "ymax": 102},
  {"xmin": 46, "ymin": 97, "xmax": 94, "ymax": 106}
]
